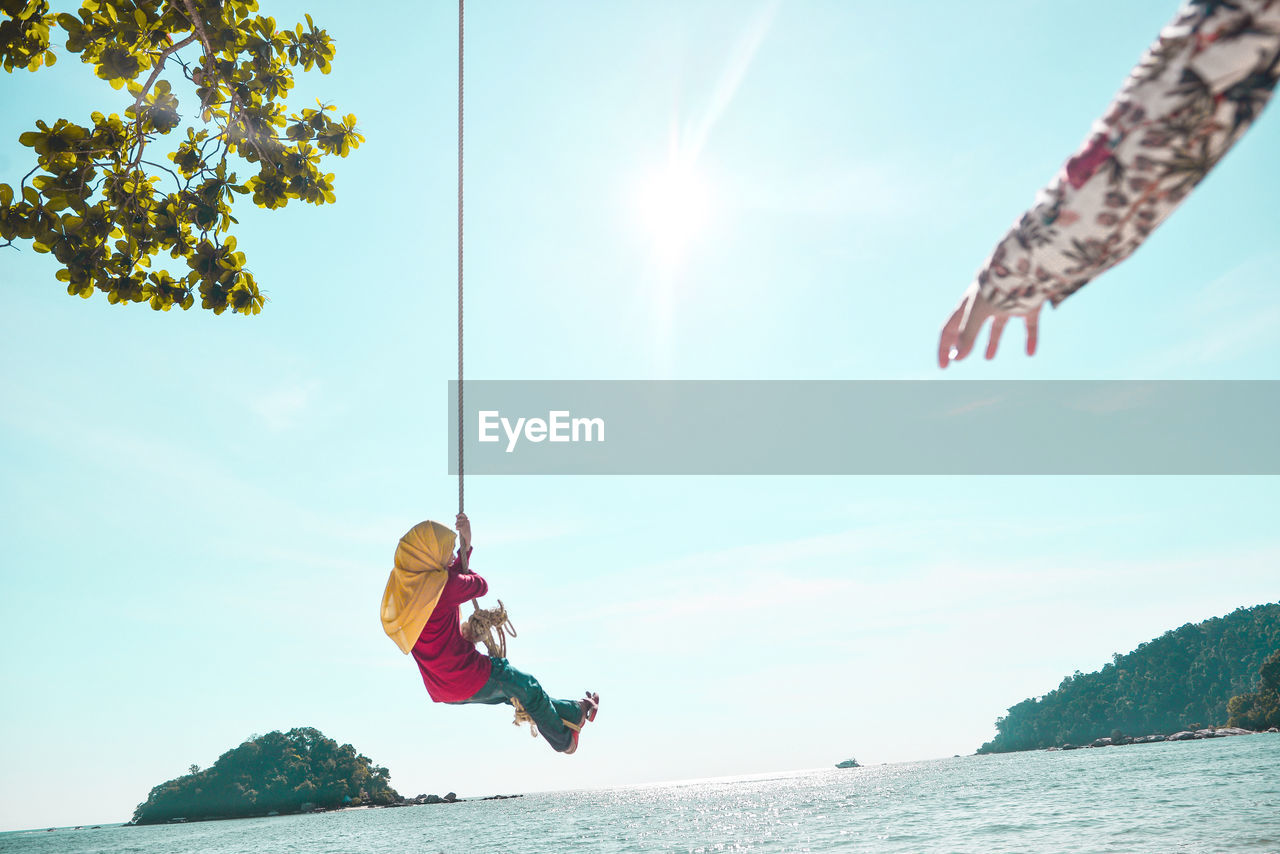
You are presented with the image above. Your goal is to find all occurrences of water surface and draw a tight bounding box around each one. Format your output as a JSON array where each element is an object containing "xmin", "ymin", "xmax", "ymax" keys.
[{"xmin": 3, "ymin": 734, "xmax": 1276, "ymax": 853}]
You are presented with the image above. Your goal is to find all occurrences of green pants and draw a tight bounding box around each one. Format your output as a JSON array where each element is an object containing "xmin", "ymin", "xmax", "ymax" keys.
[{"xmin": 453, "ymin": 657, "xmax": 583, "ymax": 752}]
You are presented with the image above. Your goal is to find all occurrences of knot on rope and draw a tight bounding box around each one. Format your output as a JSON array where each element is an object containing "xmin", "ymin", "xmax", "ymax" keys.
[
  {"xmin": 509, "ymin": 697, "xmax": 538, "ymax": 737},
  {"xmin": 462, "ymin": 598, "xmax": 517, "ymax": 659}
]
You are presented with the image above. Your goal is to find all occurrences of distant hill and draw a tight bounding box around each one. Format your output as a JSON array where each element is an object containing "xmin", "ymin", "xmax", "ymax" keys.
[
  {"xmin": 131, "ymin": 727, "xmax": 400, "ymax": 824},
  {"xmin": 977, "ymin": 603, "xmax": 1280, "ymax": 754}
]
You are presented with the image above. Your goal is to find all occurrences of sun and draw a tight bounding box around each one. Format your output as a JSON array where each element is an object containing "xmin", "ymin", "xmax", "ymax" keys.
[{"xmin": 634, "ymin": 160, "xmax": 711, "ymax": 264}]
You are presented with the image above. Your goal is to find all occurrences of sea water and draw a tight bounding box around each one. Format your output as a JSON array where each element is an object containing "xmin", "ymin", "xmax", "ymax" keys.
[{"xmin": 2, "ymin": 734, "xmax": 1277, "ymax": 853}]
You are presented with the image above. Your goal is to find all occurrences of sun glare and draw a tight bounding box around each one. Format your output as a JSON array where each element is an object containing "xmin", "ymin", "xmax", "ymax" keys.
[{"xmin": 635, "ymin": 161, "xmax": 712, "ymax": 264}]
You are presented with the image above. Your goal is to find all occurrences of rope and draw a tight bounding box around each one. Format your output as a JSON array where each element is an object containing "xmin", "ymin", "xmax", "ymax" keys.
[
  {"xmin": 457, "ymin": 0, "xmax": 466, "ymax": 537},
  {"xmin": 510, "ymin": 699, "xmax": 582, "ymax": 740},
  {"xmin": 510, "ymin": 698, "xmax": 539, "ymax": 737},
  {"xmin": 462, "ymin": 599, "xmax": 517, "ymax": 659},
  {"xmin": 454, "ymin": 6, "xmax": 525, "ymax": 741}
]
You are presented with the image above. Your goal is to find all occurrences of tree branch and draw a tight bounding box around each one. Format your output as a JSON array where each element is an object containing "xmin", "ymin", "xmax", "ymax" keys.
[
  {"xmin": 126, "ymin": 133, "xmax": 150, "ymax": 172},
  {"xmin": 176, "ymin": 0, "xmax": 217, "ymax": 113},
  {"xmin": 141, "ymin": 158, "xmax": 183, "ymax": 188},
  {"xmin": 122, "ymin": 32, "xmax": 201, "ymax": 173},
  {"xmin": 174, "ymin": 0, "xmax": 265, "ymax": 161},
  {"xmin": 18, "ymin": 164, "xmax": 39, "ymax": 195},
  {"xmin": 130, "ymin": 31, "xmax": 200, "ymax": 114}
]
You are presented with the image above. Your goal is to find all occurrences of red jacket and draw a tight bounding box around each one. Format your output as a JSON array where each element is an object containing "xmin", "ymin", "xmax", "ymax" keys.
[{"xmin": 411, "ymin": 548, "xmax": 492, "ymax": 702}]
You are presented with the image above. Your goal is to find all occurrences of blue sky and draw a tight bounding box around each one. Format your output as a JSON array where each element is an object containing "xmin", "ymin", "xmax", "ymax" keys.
[{"xmin": 1, "ymin": 0, "xmax": 1278, "ymax": 832}]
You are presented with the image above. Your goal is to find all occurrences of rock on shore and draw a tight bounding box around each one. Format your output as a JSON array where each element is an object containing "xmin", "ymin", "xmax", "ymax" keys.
[
  {"xmin": 388, "ymin": 792, "xmax": 523, "ymax": 807},
  {"xmin": 1051, "ymin": 726, "xmax": 1264, "ymax": 751}
]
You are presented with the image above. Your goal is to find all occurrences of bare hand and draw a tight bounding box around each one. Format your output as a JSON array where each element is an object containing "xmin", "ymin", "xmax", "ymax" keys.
[
  {"xmin": 455, "ymin": 512, "xmax": 472, "ymax": 551},
  {"xmin": 938, "ymin": 284, "xmax": 1043, "ymax": 368}
]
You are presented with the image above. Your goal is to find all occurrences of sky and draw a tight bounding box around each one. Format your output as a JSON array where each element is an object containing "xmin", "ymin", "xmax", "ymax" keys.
[{"xmin": 1, "ymin": 0, "xmax": 1278, "ymax": 833}]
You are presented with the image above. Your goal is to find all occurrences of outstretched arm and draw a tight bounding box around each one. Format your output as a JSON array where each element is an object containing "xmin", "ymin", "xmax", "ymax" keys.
[{"xmin": 939, "ymin": 0, "xmax": 1280, "ymax": 367}]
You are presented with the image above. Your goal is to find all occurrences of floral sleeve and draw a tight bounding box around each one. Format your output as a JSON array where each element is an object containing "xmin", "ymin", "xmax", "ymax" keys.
[{"xmin": 972, "ymin": 0, "xmax": 1280, "ymax": 314}]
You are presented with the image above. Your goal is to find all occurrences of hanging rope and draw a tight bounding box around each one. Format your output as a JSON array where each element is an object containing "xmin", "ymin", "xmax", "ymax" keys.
[
  {"xmin": 457, "ymin": 0, "xmax": 466, "ymax": 538},
  {"xmin": 454, "ymin": 0, "xmax": 529, "ymax": 736}
]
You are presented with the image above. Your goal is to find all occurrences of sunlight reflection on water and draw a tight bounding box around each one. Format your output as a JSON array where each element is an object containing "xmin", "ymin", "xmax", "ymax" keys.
[{"xmin": 3, "ymin": 735, "xmax": 1277, "ymax": 853}]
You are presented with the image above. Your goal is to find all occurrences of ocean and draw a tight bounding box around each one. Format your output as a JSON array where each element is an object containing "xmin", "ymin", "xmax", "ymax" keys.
[{"xmin": 2, "ymin": 734, "xmax": 1276, "ymax": 853}]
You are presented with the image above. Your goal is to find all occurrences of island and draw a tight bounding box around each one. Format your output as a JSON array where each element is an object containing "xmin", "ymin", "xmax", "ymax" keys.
[
  {"xmin": 128, "ymin": 727, "xmax": 516, "ymax": 825},
  {"xmin": 977, "ymin": 603, "xmax": 1280, "ymax": 754}
]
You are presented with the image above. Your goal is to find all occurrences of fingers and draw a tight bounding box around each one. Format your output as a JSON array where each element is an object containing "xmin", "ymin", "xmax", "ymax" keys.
[
  {"xmin": 939, "ymin": 284, "xmax": 995, "ymax": 368},
  {"xmin": 953, "ymin": 305, "xmax": 986, "ymax": 364},
  {"xmin": 985, "ymin": 316, "xmax": 1007, "ymax": 360},
  {"xmin": 938, "ymin": 303, "xmax": 964, "ymax": 369},
  {"xmin": 1025, "ymin": 304, "xmax": 1042, "ymax": 356},
  {"xmin": 940, "ymin": 286, "xmax": 1047, "ymax": 367}
]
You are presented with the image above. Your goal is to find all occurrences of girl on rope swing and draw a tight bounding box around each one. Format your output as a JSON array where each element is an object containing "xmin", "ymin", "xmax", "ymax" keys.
[{"xmin": 381, "ymin": 512, "xmax": 599, "ymax": 754}]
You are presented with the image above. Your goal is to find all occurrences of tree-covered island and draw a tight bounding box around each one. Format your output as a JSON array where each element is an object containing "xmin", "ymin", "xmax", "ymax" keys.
[
  {"xmin": 131, "ymin": 727, "xmax": 400, "ymax": 824},
  {"xmin": 978, "ymin": 603, "xmax": 1280, "ymax": 753}
]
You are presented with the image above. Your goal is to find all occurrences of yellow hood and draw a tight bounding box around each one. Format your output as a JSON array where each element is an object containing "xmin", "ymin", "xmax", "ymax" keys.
[{"xmin": 380, "ymin": 520, "xmax": 457, "ymax": 654}]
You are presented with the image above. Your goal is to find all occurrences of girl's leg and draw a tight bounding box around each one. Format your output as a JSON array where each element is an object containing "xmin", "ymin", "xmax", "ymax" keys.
[
  {"xmin": 448, "ymin": 691, "xmax": 510, "ymax": 706},
  {"xmin": 446, "ymin": 672, "xmax": 513, "ymax": 706},
  {"xmin": 486, "ymin": 658, "xmax": 575, "ymax": 752},
  {"xmin": 550, "ymin": 697, "xmax": 585, "ymax": 725}
]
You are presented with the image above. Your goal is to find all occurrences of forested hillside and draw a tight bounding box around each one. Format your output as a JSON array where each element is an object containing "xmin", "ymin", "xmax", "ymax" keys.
[
  {"xmin": 978, "ymin": 603, "xmax": 1280, "ymax": 753},
  {"xmin": 131, "ymin": 727, "xmax": 399, "ymax": 824},
  {"xmin": 1228, "ymin": 650, "xmax": 1280, "ymax": 730}
]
